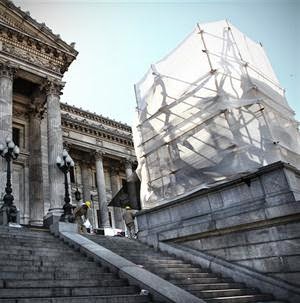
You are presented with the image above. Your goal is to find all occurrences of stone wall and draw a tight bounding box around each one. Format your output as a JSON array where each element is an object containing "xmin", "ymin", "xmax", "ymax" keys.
[
  {"xmin": 136, "ymin": 161, "xmax": 300, "ymax": 288},
  {"xmin": 184, "ymin": 221, "xmax": 300, "ymax": 287}
]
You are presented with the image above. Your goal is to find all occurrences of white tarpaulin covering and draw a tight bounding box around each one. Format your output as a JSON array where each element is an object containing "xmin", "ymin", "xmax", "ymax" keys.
[{"xmin": 133, "ymin": 20, "xmax": 300, "ymax": 207}]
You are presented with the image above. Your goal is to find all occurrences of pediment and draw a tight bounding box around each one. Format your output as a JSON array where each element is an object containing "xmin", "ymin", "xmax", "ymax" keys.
[{"xmin": 0, "ymin": 0, "xmax": 76, "ymax": 54}]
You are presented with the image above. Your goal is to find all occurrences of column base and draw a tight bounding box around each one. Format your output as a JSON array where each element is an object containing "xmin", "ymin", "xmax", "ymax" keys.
[
  {"xmin": 29, "ymin": 220, "xmax": 44, "ymax": 227},
  {"xmin": 8, "ymin": 222, "xmax": 22, "ymax": 228},
  {"xmin": 43, "ymin": 208, "xmax": 63, "ymax": 228},
  {"xmin": 94, "ymin": 227, "xmax": 119, "ymax": 236}
]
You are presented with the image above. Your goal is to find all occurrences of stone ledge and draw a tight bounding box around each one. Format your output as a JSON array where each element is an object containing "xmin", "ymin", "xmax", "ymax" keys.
[
  {"xmin": 136, "ymin": 161, "xmax": 300, "ymax": 216},
  {"xmin": 158, "ymin": 242, "xmax": 300, "ymax": 303},
  {"xmin": 50, "ymin": 223, "xmax": 203, "ymax": 303}
]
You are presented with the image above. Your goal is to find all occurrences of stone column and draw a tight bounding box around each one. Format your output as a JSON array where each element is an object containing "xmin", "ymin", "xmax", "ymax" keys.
[
  {"xmin": 28, "ymin": 98, "xmax": 45, "ymax": 226},
  {"xmin": 43, "ymin": 80, "xmax": 65, "ymax": 226},
  {"xmin": 0, "ymin": 62, "xmax": 14, "ymax": 198},
  {"xmin": 81, "ymin": 161, "xmax": 91, "ymax": 203},
  {"xmin": 124, "ymin": 159, "xmax": 138, "ymax": 207},
  {"xmin": 95, "ymin": 150, "xmax": 110, "ymax": 228},
  {"xmin": 110, "ymin": 164, "xmax": 123, "ymax": 229}
]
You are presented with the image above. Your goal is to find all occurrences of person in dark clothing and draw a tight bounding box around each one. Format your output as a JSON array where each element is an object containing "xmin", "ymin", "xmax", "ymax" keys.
[{"xmin": 123, "ymin": 206, "xmax": 136, "ymax": 239}]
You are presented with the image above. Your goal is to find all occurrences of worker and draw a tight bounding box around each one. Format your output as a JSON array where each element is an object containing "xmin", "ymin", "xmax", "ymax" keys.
[
  {"xmin": 122, "ymin": 205, "xmax": 136, "ymax": 239},
  {"xmin": 74, "ymin": 201, "xmax": 91, "ymax": 233}
]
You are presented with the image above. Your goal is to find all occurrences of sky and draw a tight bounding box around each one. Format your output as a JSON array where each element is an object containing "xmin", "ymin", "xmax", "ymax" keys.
[{"xmin": 14, "ymin": 0, "xmax": 299, "ymax": 125}]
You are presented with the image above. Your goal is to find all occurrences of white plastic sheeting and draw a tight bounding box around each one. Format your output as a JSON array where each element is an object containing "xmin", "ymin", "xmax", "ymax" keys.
[{"xmin": 133, "ymin": 20, "xmax": 300, "ymax": 207}]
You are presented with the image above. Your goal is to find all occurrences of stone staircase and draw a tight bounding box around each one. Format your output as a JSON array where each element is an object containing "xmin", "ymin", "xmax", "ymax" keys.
[
  {"xmin": 0, "ymin": 226, "xmax": 155, "ymax": 303},
  {"xmin": 85, "ymin": 235, "xmax": 287, "ymax": 303}
]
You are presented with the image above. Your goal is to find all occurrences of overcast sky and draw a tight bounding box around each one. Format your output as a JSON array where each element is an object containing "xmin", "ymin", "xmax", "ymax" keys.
[{"xmin": 14, "ymin": 0, "xmax": 299, "ymax": 125}]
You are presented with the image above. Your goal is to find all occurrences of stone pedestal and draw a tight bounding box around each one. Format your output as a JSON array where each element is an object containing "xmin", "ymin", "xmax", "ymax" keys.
[
  {"xmin": 136, "ymin": 161, "xmax": 300, "ymax": 289},
  {"xmin": 0, "ymin": 206, "xmax": 20, "ymax": 226}
]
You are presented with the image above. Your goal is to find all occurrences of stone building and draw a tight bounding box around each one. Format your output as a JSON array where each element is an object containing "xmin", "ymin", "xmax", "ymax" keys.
[{"xmin": 0, "ymin": 0, "xmax": 136, "ymax": 229}]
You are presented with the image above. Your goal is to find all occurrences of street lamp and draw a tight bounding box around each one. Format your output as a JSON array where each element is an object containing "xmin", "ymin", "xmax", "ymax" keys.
[
  {"xmin": 56, "ymin": 149, "xmax": 75, "ymax": 222},
  {"xmin": 0, "ymin": 137, "xmax": 20, "ymax": 224}
]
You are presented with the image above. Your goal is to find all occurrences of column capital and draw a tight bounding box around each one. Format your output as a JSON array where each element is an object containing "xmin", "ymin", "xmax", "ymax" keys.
[
  {"xmin": 0, "ymin": 61, "xmax": 16, "ymax": 80},
  {"xmin": 94, "ymin": 150, "xmax": 105, "ymax": 161},
  {"xmin": 63, "ymin": 141, "xmax": 72, "ymax": 152},
  {"xmin": 29, "ymin": 95, "xmax": 46, "ymax": 120},
  {"xmin": 43, "ymin": 79, "xmax": 65, "ymax": 97},
  {"xmin": 110, "ymin": 165, "xmax": 119, "ymax": 176},
  {"xmin": 123, "ymin": 158, "xmax": 134, "ymax": 169}
]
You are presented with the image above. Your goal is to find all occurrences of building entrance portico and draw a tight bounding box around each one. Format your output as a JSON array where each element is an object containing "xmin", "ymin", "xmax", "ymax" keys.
[{"xmin": 0, "ymin": 0, "xmax": 137, "ymax": 229}]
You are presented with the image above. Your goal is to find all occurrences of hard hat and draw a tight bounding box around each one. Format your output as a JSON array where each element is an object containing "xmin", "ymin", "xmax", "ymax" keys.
[
  {"xmin": 85, "ymin": 201, "xmax": 91, "ymax": 208},
  {"xmin": 125, "ymin": 205, "xmax": 131, "ymax": 210}
]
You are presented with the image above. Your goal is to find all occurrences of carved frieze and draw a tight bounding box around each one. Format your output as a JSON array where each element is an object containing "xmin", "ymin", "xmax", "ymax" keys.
[
  {"xmin": 13, "ymin": 107, "xmax": 29, "ymax": 121},
  {"xmin": 1, "ymin": 39, "xmax": 62, "ymax": 74},
  {"xmin": 0, "ymin": 1, "xmax": 77, "ymax": 76},
  {"xmin": 61, "ymin": 115, "xmax": 134, "ymax": 148},
  {"xmin": 60, "ymin": 103, "xmax": 132, "ymax": 133}
]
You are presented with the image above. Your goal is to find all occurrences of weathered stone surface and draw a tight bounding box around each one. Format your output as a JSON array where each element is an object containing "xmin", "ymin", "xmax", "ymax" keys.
[
  {"xmin": 95, "ymin": 151, "xmax": 110, "ymax": 228},
  {"xmin": 45, "ymin": 82, "xmax": 64, "ymax": 216},
  {"xmin": 0, "ymin": 64, "xmax": 13, "ymax": 202},
  {"xmin": 136, "ymin": 162, "xmax": 300, "ymax": 288},
  {"xmin": 59, "ymin": 231, "xmax": 204, "ymax": 303},
  {"xmin": 159, "ymin": 242, "xmax": 300, "ymax": 303}
]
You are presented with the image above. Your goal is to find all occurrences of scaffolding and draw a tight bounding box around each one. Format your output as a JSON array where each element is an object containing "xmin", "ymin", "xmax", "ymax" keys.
[{"xmin": 133, "ymin": 20, "xmax": 300, "ymax": 207}]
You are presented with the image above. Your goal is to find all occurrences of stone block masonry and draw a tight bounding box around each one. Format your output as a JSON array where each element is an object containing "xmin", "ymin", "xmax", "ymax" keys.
[{"xmin": 136, "ymin": 161, "xmax": 300, "ymax": 299}]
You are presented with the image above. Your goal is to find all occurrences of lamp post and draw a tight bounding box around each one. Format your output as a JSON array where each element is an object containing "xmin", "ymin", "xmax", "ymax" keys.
[
  {"xmin": 56, "ymin": 149, "xmax": 75, "ymax": 222},
  {"xmin": 0, "ymin": 137, "xmax": 20, "ymax": 224},
  {"xmin": 74, "ymin": 164, "xmax": 81, "ymax": 202}
]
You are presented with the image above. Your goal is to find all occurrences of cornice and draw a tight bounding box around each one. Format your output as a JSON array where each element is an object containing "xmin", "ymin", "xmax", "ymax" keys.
[
  {"xmin": 0, "ymin": 0, "xmax": 77, "ymax": 55},
  {"xmin": 60, "ymin": 103, "xmax": 132, "ymax": 133},
  {"xmin": 0, "ymin": 25, "xmax": 73, "ymax": 75},
  {"xmin": 0, "ymin": 2, "xmax": 78, "ymax": 75},
  {"xmin": 61, "ymin": 113, "xmax": 134, "ymax": 148}
]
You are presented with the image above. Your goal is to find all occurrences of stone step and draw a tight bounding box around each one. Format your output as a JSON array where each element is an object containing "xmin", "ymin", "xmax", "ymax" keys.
[
  {"xmin": 0, "ymin": 253, "xmax": 87, "ymax": 263},
  {"xmin": 141, "ymin": 259, "xmax": 186, "ymax": 265},
  {"xmin": 0, "ymin": 231, "xmax": 55, "ymax": 241},
  {"xmin": 194, "ymin": 288, "xmax": 258, "ymax": 299},
  {"xmin": 0, "ymin": 264, "xmax": 105, "ymax": 273},
  {"xmin": 0, "ymin": 286, "xmax": 139, "ymax": 298},
  {"xmin": 126, "ymin": 254, "xmax": 179, "ymax": 260},
  {"xmin": 179, "ymin": 283, "xmax": 246, "ymax": 291},
  {"xmin": 0, "ymin": 236, "xmax": 59, "ymax": 244},
  {"xmin": 142, "ymin": 262, "xmax": 194, "ymax": 269},
  {"xmin": 3, "ymin": 278, "xmax": 128, "ymax": 288},
  {"xmin": 85, "ymin": 235, "xmax": 278, "ymax": 303},
  {"xmin": 1, "ymin": 245, "xmax": 78, "ymax": 254},
  {"xmin": 0, "ymin": 249, "xmax": 80, "ymax": 258},
  {"xmin": 204, "ymin": 294, "xmax": 274, "ymax": 303},
  {"xmin": 0, "ymin": 259, "xmax": 96, "ymax": 267},
  {"xmin": 0, "ymin": 241, "xmax": 71, "ymax": 249},
  {"xmin": 148, "ymin": 267, "xmax": 204, "ymax": 274},
  {"xmin": 170, "ymin": 277, "xmax": 233, "ymax": 284},
  {"xmin": 158, "ymin": 272, "xmax": 220, "ymax": 279},
  {"xmin": 0, "ymin": 271, "xmax": 117, "ymax": 280},
  {"xmin": 123, "ymin": 255, "xmax": 181, "ymax": 262},
  {"xmin": 0, "ymin": 294, "xmax": 152, "ymax": 303}
]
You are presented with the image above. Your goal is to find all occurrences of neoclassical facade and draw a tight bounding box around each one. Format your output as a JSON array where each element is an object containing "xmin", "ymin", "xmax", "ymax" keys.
[{"xmin": 0, "ymin": 0, "xmax": 136, "ymax": 229}]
